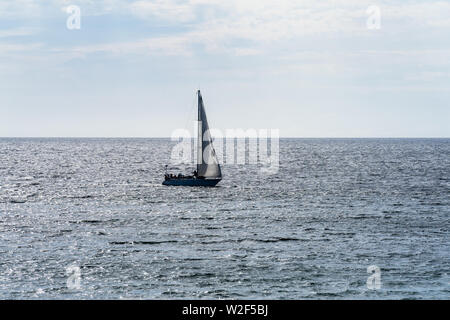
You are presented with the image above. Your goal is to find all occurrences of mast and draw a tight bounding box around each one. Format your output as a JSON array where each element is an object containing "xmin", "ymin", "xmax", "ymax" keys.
[{"xmin": 197, "ymin": 90, "xmax": 202, "ymax": 173}]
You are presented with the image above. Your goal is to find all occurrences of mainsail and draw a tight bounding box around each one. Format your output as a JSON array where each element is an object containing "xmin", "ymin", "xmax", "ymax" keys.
[{"xmin": 197, "ymin": 90, "xmax": 222, "ymax": 179}]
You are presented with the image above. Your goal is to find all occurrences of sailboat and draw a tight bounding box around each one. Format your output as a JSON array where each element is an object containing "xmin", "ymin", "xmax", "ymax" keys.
[{"xmin": 162, "ymin": 90, "xmax": 222, "ymax": 187}]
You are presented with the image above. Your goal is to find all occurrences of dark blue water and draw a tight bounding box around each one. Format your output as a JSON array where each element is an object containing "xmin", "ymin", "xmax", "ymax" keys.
[{"xmin": 0, "ymin": 138, "xmax": 448, "ymax": 299}]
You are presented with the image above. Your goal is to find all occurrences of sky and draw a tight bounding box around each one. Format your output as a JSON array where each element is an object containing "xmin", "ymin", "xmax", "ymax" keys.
[{"xmin": 0, "ymin": 0, "xmax": 449, "ymax": 137}]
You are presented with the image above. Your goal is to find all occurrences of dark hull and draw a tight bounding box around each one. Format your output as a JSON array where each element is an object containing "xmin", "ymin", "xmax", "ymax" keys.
[{"xmin": 162, "ymin": 178, "xmax": 221, "ymax": 187}]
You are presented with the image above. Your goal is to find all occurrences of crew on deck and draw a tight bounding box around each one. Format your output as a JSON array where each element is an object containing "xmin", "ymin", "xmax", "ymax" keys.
[{"xmin": 164, "ymin": 171, "xmax": 199, "ymax": 180}]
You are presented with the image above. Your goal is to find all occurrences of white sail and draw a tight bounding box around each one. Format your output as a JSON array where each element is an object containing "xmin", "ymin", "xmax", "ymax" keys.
[{"xmin": 197, "ymin": 90, "xmax": 222, "ymax": 179}]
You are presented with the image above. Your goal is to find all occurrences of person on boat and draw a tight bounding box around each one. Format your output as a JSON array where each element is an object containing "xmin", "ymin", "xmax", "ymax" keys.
[{"xmin": 193, "ymin": 170, "xmax": 198, "ymax": 177}]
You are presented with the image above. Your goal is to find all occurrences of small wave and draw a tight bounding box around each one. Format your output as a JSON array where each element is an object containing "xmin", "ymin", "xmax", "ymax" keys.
[
  {"xmin": 325, "ymin": 232, "xmax": 356, "ymax": 236},
  {"xmin": 9, "ymin": 199, "xmax": 26, "ymax": 204},
  {"xmin": 239, "ymin": 237, "xmax": 301, "ymax": 243},
  {"xmin": 49, "ymin": 229, "xmax": 73, "ymax": 237},
  {"xmin": 350, "ymin": 215, "xmax": 374, "ymax": 219},
  {"xmin": 183, "ymin": 258, "xmax": 205, "ymax": 261},
  {"xmin": 178, "ymin": 272, "xmax": 216, "ymax": 278},
  {"xmin": 197, "ymin": 237, "xmax": 302, "ymax": 245},
  {"xmin": 68, "ymin": 195, "xmax": 94, "ymax": 199},
  {"xmin": 109, "ymin": 240, "xmax": 179, "ymax": 245},
  {"xmin": 256, "ymin": 237, "xmax": 301, "ymax": 243},
  {"xmin": 382, "ymin": 210, "xmax": 402, "ymax": 214},
  {"xmin": 80, "ymin": 220, "xmax": 103, "ymax": 224}
]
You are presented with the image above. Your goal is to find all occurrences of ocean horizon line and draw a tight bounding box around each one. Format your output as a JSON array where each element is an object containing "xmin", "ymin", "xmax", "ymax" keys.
[{"xmin": 0, "ymin": 136, "xmax": 449, "ymax": 139}]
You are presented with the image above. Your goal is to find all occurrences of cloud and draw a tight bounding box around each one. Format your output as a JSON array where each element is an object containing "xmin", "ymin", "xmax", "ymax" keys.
[
  {"xmin": 0, "ymin": 42, "xmax": 43, "ymax": 54},
  {"xmin": 384, "ymin": 1, "xmax": 450, "ymax": 27},
  {"xmin": 1, "ymin": 0, "xmax": 450, "ymax": 71},
  {"xmin": 130, "ymin": 0, "xmax": 196, "ymax": 22},
  {"xmin": 59, "ymin": 36, "xmax": 192, "ymax": 56},
  {"xmin": 0, "ymin": 27, "xmax": 38, "ymax": 38},
  {"xmin": 118, "ymin": 0, "xmax": 450, "ymax": 56},
  {"xmin": 0, "ymin": 0, "xmax": 41, "ymax": 18}
]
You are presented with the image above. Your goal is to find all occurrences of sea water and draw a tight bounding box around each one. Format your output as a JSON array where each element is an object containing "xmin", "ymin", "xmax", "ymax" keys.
[{"xmin": 0, "ymin": 138, "xmax": 448, "ymax": 299}]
